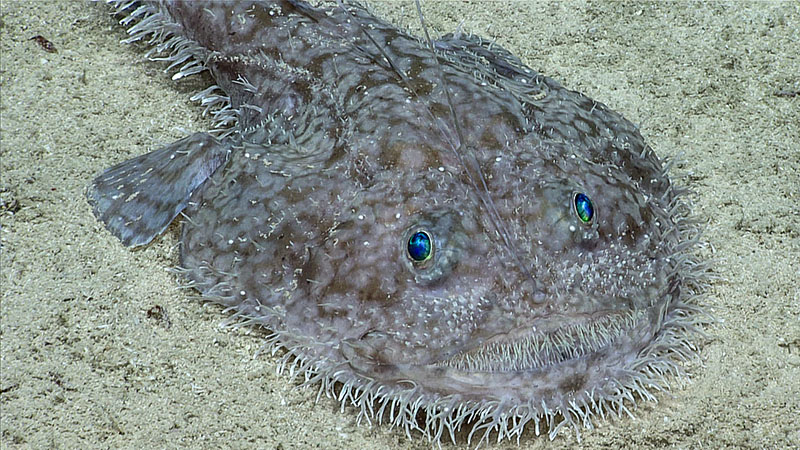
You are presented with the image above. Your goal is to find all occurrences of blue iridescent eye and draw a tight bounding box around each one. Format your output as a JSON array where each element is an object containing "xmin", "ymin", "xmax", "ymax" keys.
[
  {"xmin": 407, "ymin": 231, "xmax": 433, "ymax": 262},
  {"xmin": 574, "ymin": 192, "xmax": 594, "ymax": 224}
]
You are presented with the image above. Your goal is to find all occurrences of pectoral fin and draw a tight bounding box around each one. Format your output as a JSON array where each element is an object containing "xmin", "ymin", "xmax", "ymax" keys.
[{"xmin": 87, "ymin": 132, "xmax": 229, "ymax": 247}]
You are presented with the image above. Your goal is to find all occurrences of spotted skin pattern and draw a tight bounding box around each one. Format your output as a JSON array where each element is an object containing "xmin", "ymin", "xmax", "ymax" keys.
[{"xmin": 88, "ymin": 0, "xmax": 707, "ymax": 445}]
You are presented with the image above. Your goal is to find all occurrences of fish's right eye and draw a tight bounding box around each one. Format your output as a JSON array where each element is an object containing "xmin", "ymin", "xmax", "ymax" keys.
[{"xmin": 407, "ymin": 230, "xmax": 433, "ymax": 263}]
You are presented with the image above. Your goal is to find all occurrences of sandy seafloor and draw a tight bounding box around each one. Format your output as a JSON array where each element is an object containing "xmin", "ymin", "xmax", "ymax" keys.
[{"xmin": 1, "ymin": 0, "xmax": 798, "ymax": 448}]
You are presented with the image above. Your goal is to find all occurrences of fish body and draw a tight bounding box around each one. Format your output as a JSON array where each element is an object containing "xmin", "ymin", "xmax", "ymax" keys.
[{"xmin": 89, "ymin": 0, "xmax": 707, "ymax": 444}]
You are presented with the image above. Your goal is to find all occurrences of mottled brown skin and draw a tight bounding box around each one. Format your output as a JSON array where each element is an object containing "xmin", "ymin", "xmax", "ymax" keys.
[{"xmin": 90, "ymin": 0, "xmax": 704, "ymax": 443}]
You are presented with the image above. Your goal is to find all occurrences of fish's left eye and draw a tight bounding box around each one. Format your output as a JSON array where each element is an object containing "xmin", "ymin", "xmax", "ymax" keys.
[
  {"xmin": 407, "ymin": 230, "xmax": 433, "ymax": 263},
  {"xmin": 573, "ymin": 192, "xmax": 594, "ymax": 224}
]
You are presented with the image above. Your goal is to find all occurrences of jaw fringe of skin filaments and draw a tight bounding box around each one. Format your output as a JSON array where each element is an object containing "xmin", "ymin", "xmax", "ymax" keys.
[{"xmin": 248, "ymin": 293, "xmax": 707, "ymax": 448}]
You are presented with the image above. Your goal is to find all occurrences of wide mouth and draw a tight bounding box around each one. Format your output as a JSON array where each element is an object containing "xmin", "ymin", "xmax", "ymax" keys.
[{"xmin": 433, "ymin": 310, "xmax": 643, "ymax": 373}]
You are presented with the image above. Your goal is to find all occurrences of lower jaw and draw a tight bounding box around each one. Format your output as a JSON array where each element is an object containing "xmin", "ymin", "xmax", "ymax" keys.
[{"xmin": 389, "ymin": 306, "xmax": 660, "ymax": 405}]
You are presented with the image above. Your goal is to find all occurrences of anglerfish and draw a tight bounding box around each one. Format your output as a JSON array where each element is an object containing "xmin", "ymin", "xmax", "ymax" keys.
[{"xmin": 88, "ymin": 0, "xmax": 709, "ymax": 445}]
